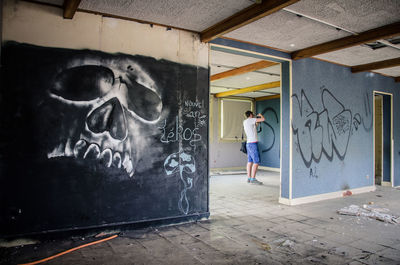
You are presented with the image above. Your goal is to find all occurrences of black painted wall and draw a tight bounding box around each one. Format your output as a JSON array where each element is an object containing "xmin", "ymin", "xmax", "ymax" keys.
[{"xmin": 0, "ymin": 42, "xmax": 209, "ymax": 236}]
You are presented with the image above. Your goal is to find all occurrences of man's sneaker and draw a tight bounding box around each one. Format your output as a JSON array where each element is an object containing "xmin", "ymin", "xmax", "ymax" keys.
[{"xmin": 250, "ymin": 178, "xmax": 263, "ymax": 185}]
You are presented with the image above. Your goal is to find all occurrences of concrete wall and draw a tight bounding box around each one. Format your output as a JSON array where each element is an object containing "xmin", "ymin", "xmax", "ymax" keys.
[
  {"xmin": 2, "ymin": 1, "xmax": 208, "ymax": 67},
  {"xmin": 292, "ymin": 58, "xmax": 400, "ymax": 198},
  {"xmin": 1, "ymin": 0, "xmax": 209, "ymax": 236}
]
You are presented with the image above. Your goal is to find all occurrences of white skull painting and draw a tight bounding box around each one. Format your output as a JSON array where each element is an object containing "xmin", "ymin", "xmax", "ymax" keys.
[{"xmin": 46, "ymin": 59, "xmax": 163, "ymax": 177}]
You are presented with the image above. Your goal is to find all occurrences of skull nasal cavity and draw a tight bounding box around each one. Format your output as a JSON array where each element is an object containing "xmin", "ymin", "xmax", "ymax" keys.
[{"xmin": 87, "ymin": 97, "xmax": 127, "ymax": 140}]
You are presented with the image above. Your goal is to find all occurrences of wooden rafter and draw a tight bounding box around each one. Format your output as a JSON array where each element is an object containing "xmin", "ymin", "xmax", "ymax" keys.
[
  {"xmin": 211, "ymin": 60, "xmax": 278, "ymax": 81},
  {"xmin": 63, "ymin": 0, "xmax": 81, "ymax": 19},
  {"xmin": 215, "ymin": 81, "xmax": 280, "ymax": 98},
  {"xmin": 255, "ymin": 94, "xmax": 280, "ymax": 101},
  {"xmin": 291, "ymin": 21, "xmax": 400, "ymax": 60},
  {"xmin": 200, "ymin": 0, "xmax": 299, "ymax": 43},
  {"xmin": 351, "ymin": 57, "xmax": 400, "ymax": 73}
]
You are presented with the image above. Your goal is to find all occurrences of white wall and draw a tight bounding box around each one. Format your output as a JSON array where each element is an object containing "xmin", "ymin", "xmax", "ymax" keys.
[{"xmin": 2, "ymin": 0, "xmax": 208, "ymax": 67}]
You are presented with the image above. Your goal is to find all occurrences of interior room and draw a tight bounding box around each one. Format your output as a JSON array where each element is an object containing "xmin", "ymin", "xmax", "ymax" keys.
[{"xmin": 208, "ymin": 47, "xmax": 283, "ymax": 206}]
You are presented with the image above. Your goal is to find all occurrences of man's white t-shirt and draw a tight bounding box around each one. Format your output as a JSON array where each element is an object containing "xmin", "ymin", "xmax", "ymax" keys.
[{"xmin": 243, "ymin": 118, "xmax": 258, "ymax": 143}]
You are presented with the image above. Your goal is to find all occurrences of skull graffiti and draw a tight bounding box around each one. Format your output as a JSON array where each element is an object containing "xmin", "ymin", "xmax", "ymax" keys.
[{"xmin": 47, "ymin": 60, "xmax": 162, "ymax": 177}]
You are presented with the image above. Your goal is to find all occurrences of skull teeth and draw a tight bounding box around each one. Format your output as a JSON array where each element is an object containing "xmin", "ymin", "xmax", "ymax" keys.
[
  {"xmin": 100, "ymin": 149, "xmax": 113, "ymax": 168},
  {"xmin": 113, "ymin": 152, "xmax": 122, "ymax": 168},
  {"xmin": 73, "ymin": 140, "xmax": 133, "ymax": 176},
  {"xmin": 84, "ymin": 144, "xmax": 101, "ymax": 159}
]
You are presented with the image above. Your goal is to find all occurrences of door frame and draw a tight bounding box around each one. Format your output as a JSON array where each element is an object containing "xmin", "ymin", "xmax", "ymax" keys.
[{"xmin": 373, "ymin": 91, "xmax": 394, "ymax": 187}]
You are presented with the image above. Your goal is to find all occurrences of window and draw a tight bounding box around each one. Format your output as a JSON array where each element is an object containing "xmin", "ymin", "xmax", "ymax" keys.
[{"xmin": 219, "ymin": 98, "xmax": 253, "ymax": 141}]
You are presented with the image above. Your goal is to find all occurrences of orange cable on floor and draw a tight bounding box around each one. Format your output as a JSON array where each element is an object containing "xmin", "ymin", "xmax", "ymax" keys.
[{"xmin": 19, "ymin": 234, "xmax": 118, "ymax": 265}]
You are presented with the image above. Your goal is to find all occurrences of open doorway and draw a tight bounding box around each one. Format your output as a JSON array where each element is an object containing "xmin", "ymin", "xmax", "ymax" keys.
[
  {"xmin": 208, "ymin": 45, "xmax": 288, "ymax": 212},
  {"xmin": 374, "ymin": 92, "xmax": 393, "ymax": 186}
]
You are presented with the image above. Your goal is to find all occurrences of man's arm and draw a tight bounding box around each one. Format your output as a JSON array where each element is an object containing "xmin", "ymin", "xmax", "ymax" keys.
[{"xmin": 255, "ymin": 113, "xmax": 265, "ymax": 123}]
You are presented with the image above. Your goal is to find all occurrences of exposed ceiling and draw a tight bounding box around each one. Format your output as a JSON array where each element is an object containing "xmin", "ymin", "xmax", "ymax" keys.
[{"xmin": 30, "ymin": 0, "xmax": 400, "ymax": 98}]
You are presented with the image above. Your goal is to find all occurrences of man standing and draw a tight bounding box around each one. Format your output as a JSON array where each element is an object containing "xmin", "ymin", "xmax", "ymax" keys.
[{"xmin": 243, "ymin": 111, "xmax": 265, "ymax": 184}]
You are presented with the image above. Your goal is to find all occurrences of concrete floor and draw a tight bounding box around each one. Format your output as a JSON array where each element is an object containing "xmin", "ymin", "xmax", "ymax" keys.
[{"xmin": 2, "ymin": 170, "xmax": 400, "ymax": 264}]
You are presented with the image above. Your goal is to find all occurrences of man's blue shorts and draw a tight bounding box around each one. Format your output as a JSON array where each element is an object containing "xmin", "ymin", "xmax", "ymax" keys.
[{"xmin": 246, "ymin": 142, "xmax": 260, "ymax": 164}]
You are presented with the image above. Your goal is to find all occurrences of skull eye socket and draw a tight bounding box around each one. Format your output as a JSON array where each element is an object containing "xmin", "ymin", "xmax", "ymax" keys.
[
  {"xmin": 126, "ymin": 80, "xmax": 162, "ymax": 121},
  {"xmin": 52, "ymin": 65, "xmax": 114, "ymax": 101}
]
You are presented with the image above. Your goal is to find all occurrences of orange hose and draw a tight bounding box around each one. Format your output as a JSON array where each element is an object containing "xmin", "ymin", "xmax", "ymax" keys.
[{"xmin": 19, "ymin": 234, "xmax": 118, "ymax": 265}]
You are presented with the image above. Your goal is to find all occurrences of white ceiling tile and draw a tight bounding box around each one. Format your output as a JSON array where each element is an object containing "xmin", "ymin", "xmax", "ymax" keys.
[
  {"xmin": 285, "ymin": 0, "xmax": 400, "ymax": 33},
  {"xmin": 79, "ymin": 0, "xmax": 254, "ymax": 32},
  {"xmin": 224, "ymin": 10, "xmax": 350, "ymax": 51},
  {"xmin": 373, "ymin": 66, "xmax": 400, "ymax": 77},
  {"xmin": 314, "ymin": 46, "xmax": 400, "ymax": 66}
]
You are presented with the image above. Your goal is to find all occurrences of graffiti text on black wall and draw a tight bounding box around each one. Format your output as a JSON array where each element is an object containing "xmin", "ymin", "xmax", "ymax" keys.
[
  {"xmin": 292, "ymin": 87, "xmax": 371, "ymax": 168},
  {"xmin": 160, "ymin": 99, "xmax": 206, "ymax": 214}
]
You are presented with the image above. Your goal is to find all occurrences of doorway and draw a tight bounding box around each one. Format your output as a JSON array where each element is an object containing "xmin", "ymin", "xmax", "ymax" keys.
[
  {"xmin": 374, "ymin": 92, "xmax": 393, "ymax": 186},
  {"xmin": 208, "ymin": 44, "xmax": 291, "ymax": 213}
]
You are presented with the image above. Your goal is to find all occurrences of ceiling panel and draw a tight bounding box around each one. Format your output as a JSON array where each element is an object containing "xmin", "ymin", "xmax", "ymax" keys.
[
  {"xmin": 314, "ymin": 46, "xmax": 400, "ymax": 66},
  {"xmin": 33, "ymin": 0, "xmax": 64, "ymax": 5},
  {"xmin": 79, "ymin": 0, "xmax": 253, "ymax": 32},
  {"xmin": 285, "ymin": 0, "xmax": 400, "ymax": 33},
  {"xmin": 211, "ymin": 72, "xmax": 280, "ymax": 89},
  {"xmin": 224, "ymin": 9, "xmax": 350, "ymax": 51},
  {"xmin": 373, "ymin": 66, "xmax": 400, "ymax": 77}
]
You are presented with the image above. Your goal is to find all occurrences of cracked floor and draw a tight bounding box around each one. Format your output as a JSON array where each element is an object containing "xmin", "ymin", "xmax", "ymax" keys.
[{"xmin": 1, "ymin": 170, "xmax": 400, "ymax": 264}]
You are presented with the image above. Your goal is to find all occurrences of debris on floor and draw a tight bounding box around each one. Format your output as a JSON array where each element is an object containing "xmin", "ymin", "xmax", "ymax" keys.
[
  {"xmin": 342, "ymin": 190, "xmax": 352, "ymax": 197},
  {"xmin": 281, "ymin": 239, "xmax": 295, "ymax": 248},
  {"xmin": 337, "ymin": 204, "xmax": 400, "ymax": 224}
]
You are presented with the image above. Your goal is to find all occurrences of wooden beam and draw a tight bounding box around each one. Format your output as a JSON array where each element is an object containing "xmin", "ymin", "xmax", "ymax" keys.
[
  {"xmin": 395, "ymin": 76, "xmax": 400, "ymax": 83},
  {"xmin": 291, "ymin": 21, "xmax": 400, "ymax": 60},
  {"xmin": 200, "ymin": 0, "xmax": 299, "ymax": 43},
  {"xmin": 63, "ymin": 0, "xmax": 81, "ymax": 19},
  {"xmin": 211, "ymin": 60, "xmax": 278, "ymax": 81},
  {"xmin": 351, "ymin": 57, "xmax": 400, "ymax": 73},
  {"xmin": 255, "ymin": 94, "xmax": 280, "ymax": 101},
  {"xmin": 215, "ymin": 81, "xmax": 280, "ymax": 98}
]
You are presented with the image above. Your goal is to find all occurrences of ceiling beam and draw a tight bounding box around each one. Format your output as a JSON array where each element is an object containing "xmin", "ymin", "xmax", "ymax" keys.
[
  {"xmin": 291, "ymin": 21, "xmax": 400, "ymax": 60},
  {"xmin": 215, "ymin": 81, "xmax": 280, "ymax": 98},
  {"xmin": 351, "ymin": 57, "xmax": 400, "ymax": 73},
  {"xmin": 211, "ymin": 60, "xmax": 278, "ymax": 81},
  {"xmin": 394, "ymin": 76, "xmax": 400, "ymax": 83},
  {"xmin": 200, "ymin": 0, "xmax": 299, "ymax": 43},
  {"xmin": 63, "ymin": 0, "xmax": 81, "ymax": 19},
  {"xmin": 255, "ymin": 94, "xmax": 280, "ymax": 101}
]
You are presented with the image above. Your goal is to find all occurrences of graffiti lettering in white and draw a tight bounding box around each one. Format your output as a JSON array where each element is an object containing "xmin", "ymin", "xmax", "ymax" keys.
[{"xmin": 159, "ymin": 116, "xmax": 202, "ymax": 147}]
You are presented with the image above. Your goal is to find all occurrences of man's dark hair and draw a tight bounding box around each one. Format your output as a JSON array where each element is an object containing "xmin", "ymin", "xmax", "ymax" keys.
[{"xmin": 245, "ymin": 110, "xmax": 253, "ymax": 118}]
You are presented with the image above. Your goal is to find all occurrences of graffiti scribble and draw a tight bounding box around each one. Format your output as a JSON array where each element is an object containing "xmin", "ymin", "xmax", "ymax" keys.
[
  {"xmin": 164, "ymin": 150, "xmax": 196, "ymax": 215},
  {"xmin": 292, "ymin": 87, "xmax": 369, "ymax": 168},
  {"xmin": 260, "ymin": 107, "xmax": 279, "ymax": 153}
]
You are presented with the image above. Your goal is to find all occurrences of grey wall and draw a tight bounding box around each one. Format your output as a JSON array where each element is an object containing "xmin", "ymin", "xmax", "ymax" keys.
[{"xmin": 292, "ymin": 58, "xmax": 400, "ymax": 198}]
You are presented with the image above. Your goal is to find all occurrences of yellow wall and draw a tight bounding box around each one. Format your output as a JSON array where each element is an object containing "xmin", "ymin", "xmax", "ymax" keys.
[{"xmin": 2, "ymin": 0, "xmax": 208, "ymax": 67}]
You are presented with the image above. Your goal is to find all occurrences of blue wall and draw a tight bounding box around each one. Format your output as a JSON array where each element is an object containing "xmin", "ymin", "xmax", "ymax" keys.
[
  {"xmin": 211, "ymin": 38, "xmax": 400, "ymax": 200},
  {"xmin": 256, "ymin": 98, "xmax": 280, "ymax": 168},
  {"xmin": 292, "ymin": 58, "xmax": 400, "ymax": 198}
]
